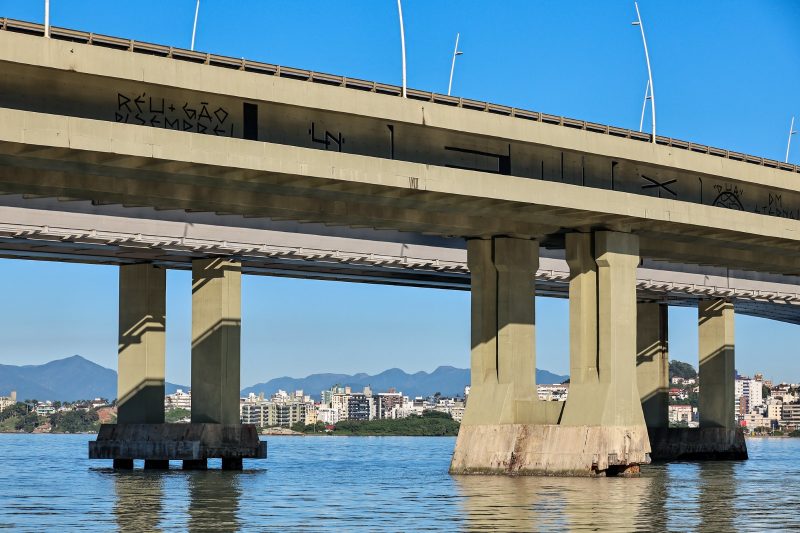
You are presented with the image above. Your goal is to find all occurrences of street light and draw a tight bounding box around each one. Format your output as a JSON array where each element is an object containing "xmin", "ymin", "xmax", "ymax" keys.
[
  {"xmin": 632, "ymin": 2, "xmax": 656, "ymax": 142},
  {"xmin": 191, "ymin": 0, "xmax": 200, "ymax": 51},
  {"xmin": 44, "ymin": 0, "xmax": 50, "ymax": 38},
  {"xmin": 787, "ymin": 116, "xmax": 797, "ymax": 163},
  {"xmin": 447, "ymin": 33, "xmax": 463, "ymax": 96},
  {"xmin": 397, "ymin": 0, "xmax": 407, "ymax": 98}
]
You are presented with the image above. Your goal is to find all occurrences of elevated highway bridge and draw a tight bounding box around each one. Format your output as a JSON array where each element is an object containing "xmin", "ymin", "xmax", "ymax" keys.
[{"xmin": 0, "ymin": 19, "xmax": 797, "ymax": 474}]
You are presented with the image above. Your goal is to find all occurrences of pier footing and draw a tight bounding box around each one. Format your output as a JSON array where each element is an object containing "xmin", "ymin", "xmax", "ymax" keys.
[
  {"xmin": 89, "ymin": 423, "xmax": 267, "ymax": 469},
  {"xmin": 648, "ymin": 427, "xmax": 747, "ymax": 461},
  {"xmin": 449, "ymin": 424, "xmax": 651, "ymax": 477}
]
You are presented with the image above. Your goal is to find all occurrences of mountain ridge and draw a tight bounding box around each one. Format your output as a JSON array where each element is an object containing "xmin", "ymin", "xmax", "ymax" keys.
[{"xmin": 0, "ymin": 356, "xmax": 568, "ymax": 402}]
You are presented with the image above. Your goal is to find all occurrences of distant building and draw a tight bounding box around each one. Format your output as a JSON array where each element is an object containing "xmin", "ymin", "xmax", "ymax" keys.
[
  {"xmin": 537, "ymin": 384, "xmax": 568, "ymax": 402},
  {"xmin": 0, "ymin": 391, "xmax": 16, "ymax": 411},
  {"xmin": 35, "ymin": 401, "xmax": 55, "ymax": 417},
  {"xmin": 375, "ymin": 390, "xmax": 404, "ymax": 419},
  {"xmin": 239, "ymin": 390, "xmax": 315, "ymax": 428},
  {"xmin": 735, "ymin": 376, "xmax": 763, "ymax": 415},
  {"xmin": 781, "ymin": 404, "xmax": 800, "ymax": 429},
  {"xmin": 165, "ymin": 389, "xmax": 191, "ymax": 410},
  {"xmin": 347, "ymin": 393, "xmax": 371, "ymax": 421},
  {"xmin": 668, "ymin": 404, "xmax": 693, "ymax": 425}
]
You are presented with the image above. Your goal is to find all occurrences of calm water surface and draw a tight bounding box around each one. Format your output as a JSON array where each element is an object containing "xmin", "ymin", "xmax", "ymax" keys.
[{"xmin": 1, "ymin": 435, "xmax": 799, "ymax": 531}]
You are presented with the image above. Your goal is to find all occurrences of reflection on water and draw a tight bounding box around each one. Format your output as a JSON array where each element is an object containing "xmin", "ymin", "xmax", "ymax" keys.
[
  {"xmin": 455, "ymin": 470, "xmax": 658, "ymax": 531},
  {"xmin": 2, "ymin": 436, "xmax": 800, "ymax": 531},
  {"xmin": 187, "ymin": 470, "xmax": 242, "ymax": 533},
  {"xmin": 112, "ymin": 463, "xmax": 252, "ymax": 532},
  {"xmin": 113, "ymin": 470, "xmax": 165, "ymax": 532}
]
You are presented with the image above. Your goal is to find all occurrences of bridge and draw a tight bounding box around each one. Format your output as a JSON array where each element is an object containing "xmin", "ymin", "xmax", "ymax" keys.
[{"xmin": 2, "ymin": 18, "xmax": 799, "ymax": 474}]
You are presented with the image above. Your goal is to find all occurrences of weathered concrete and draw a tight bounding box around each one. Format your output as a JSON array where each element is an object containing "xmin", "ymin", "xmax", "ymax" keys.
[
  {"xmin": 117, "ymin": 264, "xmax": 166, "ymax": 425},
  {"xmin": 88, "ymin": 423, "xmax": 267, "ymax": 466},
  {"xmin": 452, "ymin": 232, "xmax": 650, "ymax": 476},
  {"xmin": 191, "ymin": 258, "xmax": 241, "ymax": 425},
  {"xmin": 699, "ymin": 299, "xmax": 736, "ymax": 429},
  {"xmin": 637, "ymin": 302, "xmax": 669, "ymax": 429},
  {"xmin": 450, "ymin": 425, "xmax": 650, "ymax": 477},
  {"xmin": 648, "ymin": 427, "xmax": 747, "ymax": 461}
]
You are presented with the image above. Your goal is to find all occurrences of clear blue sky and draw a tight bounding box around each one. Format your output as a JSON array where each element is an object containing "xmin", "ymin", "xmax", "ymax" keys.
[{"xmin": 0, "ymin": 1, "xmax": 798, "ymax": 386}]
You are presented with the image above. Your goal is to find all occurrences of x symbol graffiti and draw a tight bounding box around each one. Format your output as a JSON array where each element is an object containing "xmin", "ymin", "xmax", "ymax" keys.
[{"xmin": 640, "ymin": 175, "xmax": 678, "ymax": 198}]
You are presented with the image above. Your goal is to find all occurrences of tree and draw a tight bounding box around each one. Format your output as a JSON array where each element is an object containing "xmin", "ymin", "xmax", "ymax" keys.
[
  {"xmin": 669, "ymin": 360, "xmax": 697, "ymax": 380},
  {"xmin": 763, "ymin": 384, "xmax": 771, "ymax": 398}
]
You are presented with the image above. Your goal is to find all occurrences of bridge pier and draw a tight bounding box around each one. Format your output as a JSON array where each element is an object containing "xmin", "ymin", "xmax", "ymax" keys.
[
  {"xmin": 89, "ymin": 259, "xmax": 266, "ymax": 469},
  {"xmin": 450, "ymin": 232, "xmax": 650, "ymax": 476},
  {"xmin": 646, "ymin": 298, "xmax": 747, "ymax": 460}
]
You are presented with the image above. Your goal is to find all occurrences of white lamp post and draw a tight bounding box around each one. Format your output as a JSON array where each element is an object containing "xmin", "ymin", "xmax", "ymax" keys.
[
  {"xmin": 44, "ymin": 0, "xmax": 50, "ymax": 38},
  {"xmin": 632, "ymin": 2, "xmax": 656, "ymax": 142},
  {"xmin": 787, "ymin": 116, "xmax": 797, "ymax": 163},
  {"xmin": 191, "ymin": 0, "xmax": 200, "ymax": 51},
  {"xmin": 397, "ymin": 0, "xmax": 407, "ymax": 98},
  {"xmin": 447, "ymin": 33, "xmax": 463, "ymax": 96}
]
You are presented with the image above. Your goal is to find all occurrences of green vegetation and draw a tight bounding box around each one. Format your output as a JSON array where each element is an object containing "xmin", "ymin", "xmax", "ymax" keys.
[
  {"xmin": 669, "ymin": 360, "xmax": 697, "ymax": 380},
  {"xmin": 165, "ymin": 408, "xmax": 191, "ymax": 423},
  {"xmin": 293, "ymin": 411, "xmax": 460, "ymax": 436},
  {"xmin": 49, "ymin": 410, "xmax": 99, "ymax": 433},
  {"xmin": 789, "ymin": 430, "xmax": 800, "ymax": 438}
]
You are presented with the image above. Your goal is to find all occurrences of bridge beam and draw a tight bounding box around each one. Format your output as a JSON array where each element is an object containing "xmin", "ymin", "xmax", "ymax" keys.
[
  {"xmin": 116, "ymin": 263, "xmax": 167, "ymax": 470},
  {"xmin": 451, "ymin": 231, "xmax": 650, "ymax": 476}
]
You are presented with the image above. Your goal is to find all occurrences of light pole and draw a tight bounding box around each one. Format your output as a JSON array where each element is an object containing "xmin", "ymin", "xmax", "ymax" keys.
[
  {"xmin": 397, "ymin": 0, "xmax": 407, "ymax": 98},
  {"xmin": 638, "ymin": 80, "xmax": 650, "ymax": 132},
  {"xmin": 787, "ymin": 116, "xmax": 797, "ymax": 163},
  {"xmin": 447, "ymin": 33, "xmax": 463, "ymax": 96},
  {"xmin": 191, "ymin": 0, "xmax": 200, "ymax": 51},
  {"xmin": 44, "ymin": 0, "xmax": 50, "ymax": 38},
  {"xmin": 632, "ymin": 2, "xmax": 656, "ymax": 142}
]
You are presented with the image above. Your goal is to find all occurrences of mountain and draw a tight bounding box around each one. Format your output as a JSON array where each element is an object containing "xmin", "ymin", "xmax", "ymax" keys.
[
  {"xmin": 0, "ymin": 356, "xmax": 568, "ymax": 403},
  {"xmin": 241, "ymin": 366, "xmax": 569, "ymax": 400},
  {"xmin": 0, "ymin": 355, "xmax": 186, "ymax": 402}
]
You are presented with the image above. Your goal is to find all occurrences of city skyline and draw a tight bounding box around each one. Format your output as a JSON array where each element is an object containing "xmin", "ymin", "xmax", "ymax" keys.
[{"xmin": 0, "ymin": 0, "xmax": 798, "ymax": 386}]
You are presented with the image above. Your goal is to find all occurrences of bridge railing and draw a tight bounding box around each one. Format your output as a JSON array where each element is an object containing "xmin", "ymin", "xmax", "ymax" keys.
[{"xmin": 1, "ymin": 17, "xmax": 798, "ymax": 176}]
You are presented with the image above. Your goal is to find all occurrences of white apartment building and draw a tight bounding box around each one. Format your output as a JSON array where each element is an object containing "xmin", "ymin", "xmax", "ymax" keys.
[
  {"xmin": 735, "ymin": 377, "xmax": 763, "ymax": 414},
  {"xmin": 165, "ymin": 389, "xmax": 191, "ymax": 410}
]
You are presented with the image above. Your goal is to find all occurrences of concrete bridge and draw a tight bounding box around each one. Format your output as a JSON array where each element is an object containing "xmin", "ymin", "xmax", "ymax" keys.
[{"xmin": 2, "ymin": 19, "xmax": 799, "ymax": 474}]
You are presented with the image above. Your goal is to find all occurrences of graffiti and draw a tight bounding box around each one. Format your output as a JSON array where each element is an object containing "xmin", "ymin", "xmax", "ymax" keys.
[
  {"xmin": 445, "ymin": 144, "xmax": 511, "ymax": 175},
  {"xmin": 114, "ymin": 92, "xmax": 235, "ymax": 137},
  {"xmin": 711, "ymin": 183, "xmax": 744, "ymax": 210},
  {"xmin": 640, "ymin": 174, "xmax": 677, "ymax": 198},
  {"xmin": 755, "ymin": 192, "xmax": 800, "ymax": 220},
  {"xmin": 309, "ymin": 122, "xmax": 344, "ymax": 151},
  {"xmin": 408, "ymin": 177, "xmax": 419, "ymax": 189}
]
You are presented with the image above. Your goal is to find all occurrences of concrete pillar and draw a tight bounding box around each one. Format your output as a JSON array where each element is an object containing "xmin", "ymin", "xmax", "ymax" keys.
[
  {"xmin": 560, "ymin": 231, "xmax": 646, "ymax": 429},
  {"xmin": 637, "ymin": 302, "xmax": 669, "ymax": 429},
  {"xmin": 699, "ymin": 299, "xmax": 736, "ymax": 429},
  {"xmin": 460, "ymin": 237, "xmax": 542, "ymax": 425},
  {"xmin": 190, "ymin": 257, "xmax": 241, "ymax": 425},
  {"xmin": 116, "ymin": 264, "xmax": 167, "ymax": 470},
  {"xmin": 117, "ymin": 263, "xmax": 166, "ymax": 425}
]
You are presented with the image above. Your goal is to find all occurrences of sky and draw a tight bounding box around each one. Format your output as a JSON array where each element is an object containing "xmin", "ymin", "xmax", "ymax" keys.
[{"xmin": 0, "ymin": 1, "xmax": 798, "ymax": 386}]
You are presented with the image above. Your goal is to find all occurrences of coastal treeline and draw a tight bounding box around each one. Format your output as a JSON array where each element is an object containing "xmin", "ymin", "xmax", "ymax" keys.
[{"xmin": 291, "ymin": 410, "xmax": 460, "ymax": 436}]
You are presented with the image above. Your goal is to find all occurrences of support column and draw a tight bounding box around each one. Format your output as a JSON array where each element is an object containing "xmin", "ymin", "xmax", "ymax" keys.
[
  {"xmin": 557, "ymin": 231, "xmax": 650, "ymax": 475},
  {"xmin": 699, "ymin": 299, "xmax": 735, "ymax": 429},
  {"xmin": 188, "ymin": 257, "xmax": 242, "ymax": 470},
  {"xmin": 637, "ymin": 302, "xmax": 669, "ymax": 429},
  {"xmin": 642, "ymin": 298, "xmax": 746, "ymax": 461},
  {"xmin": 116, "ymin": 264, "xmax": 167, "ymax": 470}
]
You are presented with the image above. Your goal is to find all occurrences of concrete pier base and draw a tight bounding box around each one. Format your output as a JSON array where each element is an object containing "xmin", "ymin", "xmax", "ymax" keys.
[
  {"xmin": 89, "ymin": 423, "xmax": 267, "ymax": 468},
  {"xmin": 450, "ymin": 424, "xmax": 651, "ymax": 477},
  {"xmin": 648, "ymin": 427, "xmax": 747, "ymax": 461}
]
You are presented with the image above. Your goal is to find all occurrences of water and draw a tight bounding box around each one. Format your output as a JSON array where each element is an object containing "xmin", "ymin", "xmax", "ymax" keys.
[{"xmin": 1, "ymin": 435, "xmax": 799, "ymax": 531}]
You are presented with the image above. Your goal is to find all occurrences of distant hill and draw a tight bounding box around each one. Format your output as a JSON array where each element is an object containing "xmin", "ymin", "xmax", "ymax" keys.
[
  {"xmin": 0, "ymin": 356, "xmax": 568, "ymax": 403},
  {"xmin": 0, "ymin": 355, "xmax": 185, "ymax": 402},
  {"xmin": 241, "ymin": 366, "xmax": 569, "ymax": 400}
]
